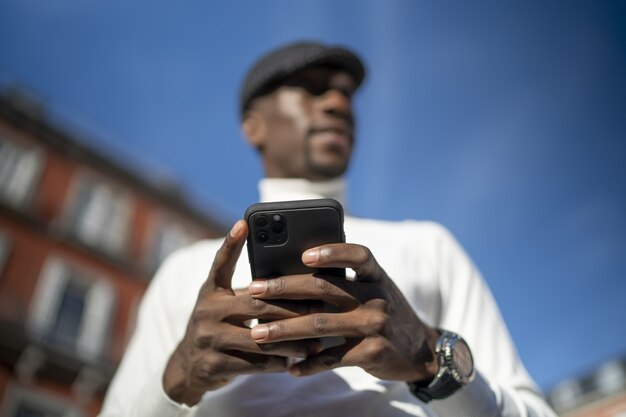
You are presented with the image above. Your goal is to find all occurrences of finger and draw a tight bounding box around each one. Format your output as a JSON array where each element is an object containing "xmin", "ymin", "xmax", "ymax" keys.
[
  {"xmin": 248, "ymin": 275, "xmax": 358, "ymax": 305},
  {"xmin": 205, "ymin": 351, "xmax": 289, "ymax": 378},
  {"xmin": 226, "ymin": 295, "xmax": 322, "ymax": 322},
  {"xmin": 302, "ymin": 243, "xmax": 384, "ymax": 282},
  {"xmin": 250, "ymin": 312, "xmax": 367, "ymax": 343},
  {"xmin": 204, "ymin": 220, "xmax": 248, "ymax": 292},
  {"xmin": 288, "ymin": 340, "xmax": 359, "ymax": 377},
  {"xmin": 224, "ymin": 330, "xmax": 322, "ymax": 357}
]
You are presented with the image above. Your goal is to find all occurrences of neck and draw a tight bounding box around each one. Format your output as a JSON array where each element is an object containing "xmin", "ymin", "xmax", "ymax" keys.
[{"xmin": 259, "ymin": 177, "xmax": 347, "ymax": 208}]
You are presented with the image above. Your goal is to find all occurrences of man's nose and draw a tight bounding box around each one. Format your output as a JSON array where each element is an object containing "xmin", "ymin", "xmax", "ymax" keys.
[{"xmin": 317, "ymin": 89, "xmax": 353, "ymax": 118}]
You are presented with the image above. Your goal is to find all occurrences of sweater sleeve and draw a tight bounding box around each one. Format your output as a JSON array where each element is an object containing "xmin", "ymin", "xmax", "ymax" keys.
[
  {"xmin": 425, "ymin": 223, "xmax": 556, "ymax": 417},
  {"xmin": 98, "ymin": 247, "xmax": 204, "ymax": 417}
]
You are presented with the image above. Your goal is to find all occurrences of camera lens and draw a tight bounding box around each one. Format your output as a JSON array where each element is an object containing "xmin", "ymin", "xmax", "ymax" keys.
[
  {"xmin": 271, "ymin": 221, "xmax": 285, "ymax": 233},
  {"xmin": 254, "ymin": 215, "xmax": 268, "ymax": 227},
  {"xmin": 256, "ymin": 231, "xmax": 269, "ymax": 243}
]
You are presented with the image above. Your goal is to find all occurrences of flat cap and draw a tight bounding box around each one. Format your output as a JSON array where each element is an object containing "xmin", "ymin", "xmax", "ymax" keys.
[{"xmin": 239, "ymin": 41, "xmax": 366, "ymax": 116}]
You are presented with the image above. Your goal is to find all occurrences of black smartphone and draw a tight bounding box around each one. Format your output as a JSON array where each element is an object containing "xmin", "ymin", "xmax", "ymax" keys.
[
  {"xmin": 245, "ymin": 198, "xmax": 346, "ymax": 280},
  {"xmin": 245, "ymin": 198, "xmax": 347, "ymax": 349}
]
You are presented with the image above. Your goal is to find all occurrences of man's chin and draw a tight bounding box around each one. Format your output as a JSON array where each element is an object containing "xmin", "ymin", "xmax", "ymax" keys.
[{"xmin": 307, "ymin": 162, "xmax": 349, "ymax": 181}]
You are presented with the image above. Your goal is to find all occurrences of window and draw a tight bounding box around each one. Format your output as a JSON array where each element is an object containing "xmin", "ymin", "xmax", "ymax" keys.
[
  {"xmin": 549, "ymin": 379, "xmax": 582, "ymax": 412},
  {"xmin": 1, "ymin": 385, "xmax": 83, "ymax": 417},
  {"xmin": 594, "ymin": 360, "xmax": 626, "ymax": 395},
  {"xmin": 148, "ymin": 218, "xmax": 196, "ymax": 270},
  {"xmin": 50, "ymin": 278, "xmax": 88, "ymax": 350},
  {"xmin": 66, "ymin": 176, "xmax": 132, "ymax": 255},
  {"xmin": 14, "ymin": 403, "xmax": 63, "ymax": 417},
  {"xmin": 0, "ymin": 231, "xmax": 10, "ymax": 279},
  {"xmin": 27, "ymin": 258, "xmax": 116, "ymax": 359},
  {"xmin": 0, "ymin": 135, "xmax": 43, "ymax": 207}
]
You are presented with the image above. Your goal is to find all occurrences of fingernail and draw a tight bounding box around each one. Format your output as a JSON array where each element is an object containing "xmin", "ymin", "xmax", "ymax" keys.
[
  {"xmin": 251, "ymin": 325, "xmax": 269, "ymax": 341},
  {"xmin": 249, "ymin": 281, "xmax": 267, "ymax": 295},
  {"xmin": 302, "ymin": 249, "xmax": 319, "ymax": 264},
  {"xmin": 229, "ymin": 220, "xmax": 243, "ymax": 238},
  {"xmin": 288, "ymin": 364, "xmax": 302, "ymax": 376}
]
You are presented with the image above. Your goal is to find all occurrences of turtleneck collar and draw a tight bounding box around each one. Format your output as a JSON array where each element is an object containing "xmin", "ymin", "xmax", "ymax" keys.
[{"xmin": 259, "ymin": 177, "xmax": 347, "ymax": 208}]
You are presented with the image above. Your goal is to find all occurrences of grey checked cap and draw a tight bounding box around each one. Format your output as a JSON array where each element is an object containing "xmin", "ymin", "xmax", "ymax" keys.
[{"xmin": 239, "ymin": 41, "xmax": 366, "ymax": 116}]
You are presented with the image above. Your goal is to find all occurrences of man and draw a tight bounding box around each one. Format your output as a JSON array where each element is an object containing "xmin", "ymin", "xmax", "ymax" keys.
[{"xmin": 100, "ymin": 41, "xmax": 556, "ymax": 416}]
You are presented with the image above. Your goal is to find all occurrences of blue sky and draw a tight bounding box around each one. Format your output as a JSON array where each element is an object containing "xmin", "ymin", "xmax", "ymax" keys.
[{"xmin": 1, "ymin": 1, "xmax": 625, "ymax": 392}]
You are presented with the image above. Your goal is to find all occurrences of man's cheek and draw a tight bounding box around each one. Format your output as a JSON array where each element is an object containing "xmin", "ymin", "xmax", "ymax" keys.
[{"xmin": 277, "ymin": 91, "xmax": 309, "ymax": 132}]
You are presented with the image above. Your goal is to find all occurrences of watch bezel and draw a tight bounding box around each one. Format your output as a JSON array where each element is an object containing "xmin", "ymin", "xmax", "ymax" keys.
[
  {"xmin": 437, "ymin": 331, "xmax": 475, "ymax": 385},
  {"xmin": 408, "ymin": 329, "xmax": 475, "ymax": 402}
]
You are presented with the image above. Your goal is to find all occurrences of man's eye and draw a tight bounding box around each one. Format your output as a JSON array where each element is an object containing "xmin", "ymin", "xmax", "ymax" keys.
[{"xmin": 301, "ymin": 81, "xmax": 328, "ymax": 96}]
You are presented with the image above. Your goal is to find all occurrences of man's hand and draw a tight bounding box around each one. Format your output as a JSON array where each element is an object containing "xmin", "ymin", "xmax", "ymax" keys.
[
  {"xmin": 163, "ymin": 220, "xmax": 321, "ymax": 406},
  {"xmin": 248, "ymin": 243, "xmax": 440, "ymax": 383}
]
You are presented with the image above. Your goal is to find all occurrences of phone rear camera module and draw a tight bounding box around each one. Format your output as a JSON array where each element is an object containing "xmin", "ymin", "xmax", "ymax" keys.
[
  {"xmin": 256, "ymin": 231, "xmax": 269, "ymax": 243},
  {"xmin": 254, "ymin": 215, "xmax": 269, "ymax": 228},
  {"xmin": 271, "ymin": 221, "xmax": 285, "ymax": 233}
]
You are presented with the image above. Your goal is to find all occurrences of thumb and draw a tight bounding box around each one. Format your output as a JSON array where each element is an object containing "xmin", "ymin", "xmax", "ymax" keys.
[{"xmin": 204, "ymin": 220, "xmax": 248, "ymax": 292}]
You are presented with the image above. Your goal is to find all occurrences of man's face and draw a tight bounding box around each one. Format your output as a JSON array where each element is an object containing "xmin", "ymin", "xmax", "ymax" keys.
[{"xmin": 246, "ymin": 66, "xmax": 357, "ymax": 181}]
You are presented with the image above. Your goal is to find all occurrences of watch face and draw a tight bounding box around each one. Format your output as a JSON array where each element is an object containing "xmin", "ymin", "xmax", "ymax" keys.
[{"xmin": 453, "ymin": 339, "xmax": 474, "ymax": 380}]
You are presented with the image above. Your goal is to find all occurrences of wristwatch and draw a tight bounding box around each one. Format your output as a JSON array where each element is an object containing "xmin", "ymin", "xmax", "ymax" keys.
[{"xmin": 407, "ymin": 330, "xmax": 475, "ymax": 402}]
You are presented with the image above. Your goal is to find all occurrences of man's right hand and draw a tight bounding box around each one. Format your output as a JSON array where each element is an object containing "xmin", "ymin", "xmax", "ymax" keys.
[{"xmin": 162, "ymin": 220, "xmax": 320, "ymax": 406}]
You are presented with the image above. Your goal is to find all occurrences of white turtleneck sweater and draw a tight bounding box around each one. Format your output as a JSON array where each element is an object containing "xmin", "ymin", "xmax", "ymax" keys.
[{"xmin": 99, "ymin": 178, "xmax": 555, "ymax": 417}]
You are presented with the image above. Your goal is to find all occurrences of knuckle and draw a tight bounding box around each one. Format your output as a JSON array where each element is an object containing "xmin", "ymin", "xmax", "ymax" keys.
[
  {"xmin": 191, "ymin": 300, "xmax": 223, "ymax": 324},
  {"xmin": 314, "ymin": 276, "xmax": 333, "ymax": 295},
  {"xmin": 355, "ymin": 245, "xmax": 373, "ymax": 265},
  {"xmin": 190, "ymin": 307, "xmax": 211, "ymax": 326},
  {"xmin": 268, "ymin": 277, "xmax": 287, "ymax": 295},
  {"xmin": 190, "ymin": 310, "xmax": 204, "ymax": 327},
  {"xmin": 191, "ymin": 326, "xmax": 221, "ymax": 350},
  {"xmin": 366, "ymin": 311, "xmax": 390, "ymax": 335},
  {"xmin": 362, "ymin": 338, "xmax": 388, "ymax": 364},
  {"xmin": 367, "ymin": 297, "xmax": 389, "ymax": 312},
  {"xmin": 194, "ymin": 329, "xmax": 219, "ymax": 349},
  {"xmin": 196, "ymin": 355, "xmax": 224, "ymax": 379},
  {"xmin": 311, "ymin": 314, "xmax": 329, "ymax": 336},
  {"xmin": 248, "ymin": 296, "xmax": 266, "ymax": 313}
]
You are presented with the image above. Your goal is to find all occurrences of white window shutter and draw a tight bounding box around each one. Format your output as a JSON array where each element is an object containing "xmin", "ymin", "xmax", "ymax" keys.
[
  {"xmin": 76, "ymin": 279, "xmax": 115, "ymax": 359},
  {"xmin": 28, "ymin": 258, "xmax": 68, "ymax": 337},
  {"xmin": 77, "ymin": 183, "xmax": 111, "ymax": 246},
  {"xmin": 103, "ymin": 194, "xmax": 132, "ymax": 253},
  {"xmin": 7, "ymin": 148, "xmax": 43, "ymax": 205}
]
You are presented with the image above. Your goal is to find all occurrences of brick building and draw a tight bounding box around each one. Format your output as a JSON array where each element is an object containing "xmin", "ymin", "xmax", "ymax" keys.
[
  {"xmin": 0, "ymin": 88, "xmax": 227, "ymax": 417},
  {"xmin": 549, "ymin": 357, "xmax": 626, "ymax": 417}
]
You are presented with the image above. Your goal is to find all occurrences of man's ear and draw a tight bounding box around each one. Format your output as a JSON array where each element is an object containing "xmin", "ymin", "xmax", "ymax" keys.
[{"xmin": 241, "ymin": 109, "xmax": 267, "ymax": 149}]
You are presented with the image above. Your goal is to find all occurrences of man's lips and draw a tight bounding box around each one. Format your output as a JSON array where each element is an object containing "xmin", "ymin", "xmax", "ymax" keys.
[
  {"xmin": 310, "ymin": 129, "xmax": 351, "ymax": 145},
  {"xmin": 309, "ymin": 126, "xmax": 353, "ymax": 147}
]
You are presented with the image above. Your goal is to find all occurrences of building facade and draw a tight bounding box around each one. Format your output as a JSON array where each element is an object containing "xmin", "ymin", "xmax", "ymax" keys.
[
  {"xmin": 549, "ymin": 358, "xmax": 626, "ymax": 417},
  {"xmin": 0, "ymin": 89, "xmax": 227, "ymax": 417}
]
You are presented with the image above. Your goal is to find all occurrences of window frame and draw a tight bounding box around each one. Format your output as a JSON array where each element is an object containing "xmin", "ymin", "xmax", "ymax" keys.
[
  {"xmin": 0, "ymin": 383, "xmax": 85, "ymax": 417},
  {"xmin": 0, "ymin": 231, "xmax": 11, "ymax": 280},
  {"xmin": 0, "ymin": 134, "xmax": 45, "ymax": 208},
  {"xmin": 62, "ymin": 171, "xmax": 134, "ymax": 256},
  {"xmin": 27, "ymin": 256, "xmax": 116, "ymax": 360}
]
